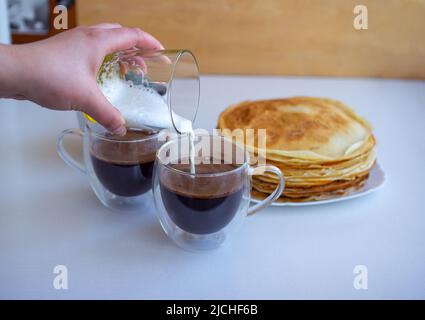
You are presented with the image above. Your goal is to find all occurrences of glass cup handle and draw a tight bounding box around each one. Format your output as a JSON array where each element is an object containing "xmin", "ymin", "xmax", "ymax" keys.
[
  {"xmin": 247, "ymin": 165, "xmax": 285, "ymax": 216},
  {"xmin": 56, "ymin": 128, "xmax": 86, "ymax": 174}
]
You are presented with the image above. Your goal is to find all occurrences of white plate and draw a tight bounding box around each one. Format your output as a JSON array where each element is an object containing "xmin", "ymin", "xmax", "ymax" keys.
[{"xmin": 251, "ymin": 162, "xmax": 386, "ymax": 207}]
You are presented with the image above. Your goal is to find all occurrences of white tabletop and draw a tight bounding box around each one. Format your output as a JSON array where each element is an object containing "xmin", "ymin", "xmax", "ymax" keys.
[{"xmin": 1, "ymin": 75, "xmax": 424, "ymax": 299}]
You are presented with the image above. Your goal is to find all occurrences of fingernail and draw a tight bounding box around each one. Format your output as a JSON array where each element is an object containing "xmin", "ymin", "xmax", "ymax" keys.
[{"xmin": 113, "ymin": 126, "xmax": 127, "ymax": 136}]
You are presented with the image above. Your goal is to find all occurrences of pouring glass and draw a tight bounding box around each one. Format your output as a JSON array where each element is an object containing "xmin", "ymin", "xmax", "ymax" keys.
[{"xmin": 77, "ymin": 49, "xmax": 200, "ymax": 133}]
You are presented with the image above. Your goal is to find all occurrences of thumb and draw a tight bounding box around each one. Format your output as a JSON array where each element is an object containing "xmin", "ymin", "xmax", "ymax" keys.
[{"xmin": 81, "ymin": 86, "xmax": 126, "ymax": 136}]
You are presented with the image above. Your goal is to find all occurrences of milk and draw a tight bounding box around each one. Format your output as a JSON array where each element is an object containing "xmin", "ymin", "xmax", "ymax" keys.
[{"xmin": 99, "ymin": 69, "xmax": 196, "ymax": 174}]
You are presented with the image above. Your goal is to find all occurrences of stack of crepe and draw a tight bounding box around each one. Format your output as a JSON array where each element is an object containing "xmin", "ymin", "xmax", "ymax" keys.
[{"xmin": 217, "ymin": 97, "xmax": 376, "ymax": 202}]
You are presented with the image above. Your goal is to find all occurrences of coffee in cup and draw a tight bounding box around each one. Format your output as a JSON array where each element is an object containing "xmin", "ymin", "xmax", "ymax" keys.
[
  {"xmin": 90, "ymin": 130, "xmax": 157, "ymax": 197},
  {"xmin": 159, "ymin": 159, "xmax": 244, "ymax": 234},
  {"xmin": 153, "ymin": 134, "xmax": 285, "ymax": 250}
]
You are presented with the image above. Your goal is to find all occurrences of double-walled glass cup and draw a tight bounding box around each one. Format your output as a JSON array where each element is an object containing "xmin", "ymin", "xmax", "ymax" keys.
[
  {"xmin": 153, "ymin": 134, "xmax": 285, "ymax": 251},
  {"xmin": 57, "ymin": 124, "xmax": 166, "ymax": 211}
]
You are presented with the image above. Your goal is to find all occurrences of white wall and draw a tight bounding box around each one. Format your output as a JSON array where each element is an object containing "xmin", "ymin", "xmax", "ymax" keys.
[{"xmin": 0, "ymin": 0, "xmax": 11, "ymax": 44}]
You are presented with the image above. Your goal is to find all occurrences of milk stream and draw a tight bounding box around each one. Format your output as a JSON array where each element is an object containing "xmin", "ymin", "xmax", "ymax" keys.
[
  {"xmin": 99, "ymin": 68, "xmax": 196, "ymax": 174},
  {"xmin": 188, "ymin": 131, "xmax": 196, "ymax": 175}
]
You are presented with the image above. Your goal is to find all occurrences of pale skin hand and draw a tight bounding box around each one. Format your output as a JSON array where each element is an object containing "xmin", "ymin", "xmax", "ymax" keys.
[{"xmin": 0, "ymin": 24, "xmax": 164, "ymax": 135}]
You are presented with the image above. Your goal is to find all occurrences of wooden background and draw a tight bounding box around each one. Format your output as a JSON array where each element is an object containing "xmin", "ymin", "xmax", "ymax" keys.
[
  {"xmin": 12, "ymin": 0, "xmax": 77, "ymax": 44},
  {"xmin": 77, "ymin": 0, "xmax": 425, "ymax": 79}
]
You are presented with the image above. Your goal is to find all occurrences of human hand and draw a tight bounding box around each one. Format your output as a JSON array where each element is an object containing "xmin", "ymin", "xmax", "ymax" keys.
[{"xmin": 0, "ymin": 24, "xmax": 164, "ymax": 135}]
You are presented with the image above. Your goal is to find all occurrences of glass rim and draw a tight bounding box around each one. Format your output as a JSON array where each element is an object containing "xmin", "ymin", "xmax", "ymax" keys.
[
  {"xmin": 85, "ymin": 124, "xmax": 161, "ymax": 143},
  {"xmin": 156, "ymin": 134, "xmax": 250, "ymax": 178},
  {"xmin": 116, "ymin": 48, "xmax": 188, "ymax": 56},
  {"xmin": 167, "ymin": 49, "xmax": 200, "ymax": 134}
]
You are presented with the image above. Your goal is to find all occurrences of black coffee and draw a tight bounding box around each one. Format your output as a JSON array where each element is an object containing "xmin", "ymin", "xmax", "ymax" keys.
[
  {"xmin": 91, "ymin": 130, "xmax": 157, "ymax": 197},
  {"xmin": 91, "ymin": 156, "xmax": 154, "ymax": 197},
  {"xmin": 160, "ymin": 162, "xmax": 244, "ymax": 235}
]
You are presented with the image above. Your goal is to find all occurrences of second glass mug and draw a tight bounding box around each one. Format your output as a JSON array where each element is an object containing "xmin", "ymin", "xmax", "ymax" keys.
[
  {"xmin": 57, "ymin": 124, "xmax": 166, "ymax": 211},
  {"xmin": 153, "ymin": 134, "xmax": 285, "ymax": 251}
]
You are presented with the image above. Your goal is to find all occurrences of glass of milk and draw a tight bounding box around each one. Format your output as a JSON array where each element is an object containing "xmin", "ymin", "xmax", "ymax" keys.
[{"xmin": 78, "ymin": 49, "xmax": 199, "ymax": 136}]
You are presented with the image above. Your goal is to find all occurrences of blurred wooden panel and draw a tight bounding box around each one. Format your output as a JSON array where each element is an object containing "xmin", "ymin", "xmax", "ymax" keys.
[{"xmin": 77, "ymin": 0, "xmax": 425, "ymax": 79}]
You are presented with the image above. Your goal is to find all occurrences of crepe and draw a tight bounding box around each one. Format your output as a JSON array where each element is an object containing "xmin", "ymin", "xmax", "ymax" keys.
[
  {"xmin": 218, "ymin": 97, "xmax": 373, "ymax": 159},
  {"xmin": 217, "ymin": 97, "xmax": 377, "ymax": 203}
]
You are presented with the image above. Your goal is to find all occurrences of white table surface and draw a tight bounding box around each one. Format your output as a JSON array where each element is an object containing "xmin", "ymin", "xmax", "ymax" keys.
[{"xmin": 0, "ymin": 75, "xmax": 424, "ymax": 299}]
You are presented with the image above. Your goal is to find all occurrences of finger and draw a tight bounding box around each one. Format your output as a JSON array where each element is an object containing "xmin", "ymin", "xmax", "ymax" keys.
[
  {"xmin": 100, "ymin": 27, "xmax": 164, "ymax": 54},
  {"xmin": 82, "ymin": 86, "xmax": 126, "ymax": 136},
  {"xmin": 89, "ymin": 23, "xmax": 122, "ymax": 29}
]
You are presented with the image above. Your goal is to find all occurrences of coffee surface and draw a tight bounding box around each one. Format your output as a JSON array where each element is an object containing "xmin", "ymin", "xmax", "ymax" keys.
[
  {"xmin": 159, "ymin": 161, "xmax": 244, "ymax": 199},
  {"xmin": 90, "ymin": 130, "xmax": 158, "ymax": 196},
  {"xmin": 102, "ymin": 129, "xmax": 154, "ymax": 141},
  {"xmin": 91, "ymin": 129, "xmax": 158, "ymax": 165}
]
